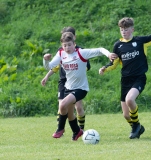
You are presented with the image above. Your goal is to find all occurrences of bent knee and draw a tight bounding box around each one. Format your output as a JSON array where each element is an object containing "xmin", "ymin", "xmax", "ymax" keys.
[
  {"xmin": 125, "ymin": 98, "xmax": 134, "ymax": 106},
  {"xmin": 59, "ymin": 102, "xmax": 66, "ymax": 112},
  {"xmin": 75, "ymin": 106, "xmax": 82, "ymax": 111}
]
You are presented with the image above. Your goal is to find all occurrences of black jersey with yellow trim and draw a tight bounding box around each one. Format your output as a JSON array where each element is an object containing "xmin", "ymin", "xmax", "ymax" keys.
[
  {"xmin": 58, "ymin": 45, "xmax": 91, "ymax": 80},
  {"xmin": 104, "ymin": 35, "xmax": 151, "ymax": 77}
]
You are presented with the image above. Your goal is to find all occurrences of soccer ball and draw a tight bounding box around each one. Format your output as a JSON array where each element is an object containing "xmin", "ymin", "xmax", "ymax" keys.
[{"xmin": 82, "ymin": 129, "xmax": 100, "ymax": 144}]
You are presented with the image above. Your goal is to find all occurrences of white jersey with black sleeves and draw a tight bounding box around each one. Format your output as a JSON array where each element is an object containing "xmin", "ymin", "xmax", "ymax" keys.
[{"xmin": 43, "ymin": 48, "xmax": 110, "ymax": 91}]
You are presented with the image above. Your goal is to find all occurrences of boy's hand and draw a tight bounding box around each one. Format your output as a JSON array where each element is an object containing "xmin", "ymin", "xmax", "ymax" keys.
[
  {"xmin": 41, "ymin": 76, "xmax": 48, "ymax": 86},
  {"xmin": 41, "ymin": 79, "xmax": 46, "ymax": 86},
  {"xmin": 43, "ymin": 54, "xmax": 52, "ymax": 60},
  {"xmin": 108, "ymin": 53, "xmax": 117, "ymax": 61},
  {"xmin": 99, "ymin": 66, "xmax": 106, "ymax": 75}
]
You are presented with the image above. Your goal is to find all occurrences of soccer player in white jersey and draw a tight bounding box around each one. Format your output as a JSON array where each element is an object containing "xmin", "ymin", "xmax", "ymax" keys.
[
  {"xmin": 43, "ymin": 32, "xmax": 117, "ymax": 141},
  {"xmin": 41, "ymin": 27, "xmax": 90, "ymax": 134}
]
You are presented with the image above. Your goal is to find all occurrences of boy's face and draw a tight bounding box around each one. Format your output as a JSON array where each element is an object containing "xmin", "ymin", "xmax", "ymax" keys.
[
  {"xmin": 62, "ymin": 41, "xmax": 75, "ymax": 54},
  {"xmin": 120, "ymin": 27, "xmax": 134, "ymax": 40}
]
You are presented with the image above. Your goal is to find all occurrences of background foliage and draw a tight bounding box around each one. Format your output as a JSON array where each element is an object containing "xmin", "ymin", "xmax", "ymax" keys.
[{"xmin": 0, "ymin": 0, "xmax": 151, "ymax": 117}]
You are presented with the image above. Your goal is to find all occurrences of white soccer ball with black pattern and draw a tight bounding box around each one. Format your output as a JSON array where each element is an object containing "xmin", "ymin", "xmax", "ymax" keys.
[{"xmin": 82, "ymin": 129, "xmax": 100, "ymax": 144}]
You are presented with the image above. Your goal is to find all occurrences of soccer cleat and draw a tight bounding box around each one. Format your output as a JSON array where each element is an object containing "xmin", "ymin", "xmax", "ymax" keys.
[
  {"xmin": 72, "ymin": 129, "xmax": 83, "ymax": 141},
  {"xmin": 52, "ymin": 129, "xmax": 65, "ymax": 138},
  {"xmin": 137, "ymin": 125, "xmax": 145, "ymax": 138},
  {"xmin": 129, "ymin": 123, "xmax": 142, "ymax": 139}
]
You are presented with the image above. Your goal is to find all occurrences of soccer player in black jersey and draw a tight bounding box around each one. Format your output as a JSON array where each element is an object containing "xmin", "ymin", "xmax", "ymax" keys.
[
  {"xmin": 41, "ymin": 27, "xmax": 91, "ymax": 138},
  {"xmin": 99, "ymin": 17, "xmax": 151, "ymax": 139}
]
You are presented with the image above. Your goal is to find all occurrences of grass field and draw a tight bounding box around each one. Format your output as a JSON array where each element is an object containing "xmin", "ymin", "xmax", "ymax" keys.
[{"xmin": 0, "ymin": 112, "xmax": 151, "ymax": 160}]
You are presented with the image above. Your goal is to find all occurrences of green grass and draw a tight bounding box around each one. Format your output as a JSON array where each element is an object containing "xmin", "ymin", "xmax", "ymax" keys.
[{"xmin": 0, "ymin": 112, "xmax": 151, "ymax": 160}]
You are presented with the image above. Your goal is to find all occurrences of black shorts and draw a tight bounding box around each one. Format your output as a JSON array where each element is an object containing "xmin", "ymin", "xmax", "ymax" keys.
[
  {"xmin": 64, "ymin": 89, "xmax": 87, "ymax": 102},
  {"xmin": 121, "ymin": 74, "xmax": 146, "ymax": 102},
  {"xmin": 58, "ymin": 79, "xmax": 66, "ymax": 99}
]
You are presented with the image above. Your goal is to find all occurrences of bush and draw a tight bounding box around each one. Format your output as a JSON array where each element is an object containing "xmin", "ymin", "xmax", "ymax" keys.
[{"xmin": 0, "ymin": 0, "xmax": 151, "ymax": 117}]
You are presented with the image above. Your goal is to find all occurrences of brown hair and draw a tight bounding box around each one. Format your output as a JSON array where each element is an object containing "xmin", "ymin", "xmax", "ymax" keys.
[
  {"xmin": 61, "ymin": 27, "xmax": 76, "ymax": 35},
  {"xmin": 118, "ymin": 17, "xmax": 134, "ymax": 28},
  {"xmin": 60, "ymin": 32, "xmax": 75, "ymax": 43}
]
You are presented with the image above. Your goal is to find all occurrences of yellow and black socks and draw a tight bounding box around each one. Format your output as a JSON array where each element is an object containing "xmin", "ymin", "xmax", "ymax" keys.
[
  {"xmin": 129, "ymin": 105, "xmax": 139, "ymax": 124},
  {"xmin": 126, "ymin": 119, "xmax": 133, "ymax": 127},
  {"xmin": 77, "ymin": 114, "xmax": 85, "ymax": 130}
]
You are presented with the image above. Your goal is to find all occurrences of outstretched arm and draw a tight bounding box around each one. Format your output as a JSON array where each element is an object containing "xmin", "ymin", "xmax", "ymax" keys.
[
  {"xmin": 99, "ymin": 58, "xmax": 120, "ymax": 75},
  {"xmin": 99, "ymin": 66, "xmax": 106, "ymax": 75},
  {"xmin": 41, "ymin": 64, "xmax": 60, "ymax": 86},
  {"xmin": 99, "ymin": 48, "xmax": 118, "ymax": 61},
  {"xmin": 41, "ymin": 70, "xmax": 55, "ymax": 86}
]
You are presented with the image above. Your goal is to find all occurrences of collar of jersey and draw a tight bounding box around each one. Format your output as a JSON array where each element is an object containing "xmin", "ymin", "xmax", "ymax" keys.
[{"xmin": 120, "ymin": 37, "xmax": 133, "ymax": 42}]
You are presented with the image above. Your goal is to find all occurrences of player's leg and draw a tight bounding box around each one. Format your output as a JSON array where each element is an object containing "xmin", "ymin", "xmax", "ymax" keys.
[
  {"xmin": 59, "ymin": 93, "xmax": 82, "ymax": 140},
  {"xmin": 121, "ymin": 76, "xmax": 134, "ymax": 137},
  {"xmin": 54, "ymin": 89, "xmax": 87, "ymax": 140},
  {"xmin": 121, "ymin": 75, "xmax": 145, "ymax": 139},
  {"xmin": 52, "ymin": 99, "xmax": 65, "ymax": 138},
  {"xmin": 53, "ymin": 91, "xmax": 80, "ymax": 138},
  {"xmin": 126, "ymin": 88, "xmax": 145, "ymax": 139},
  {"xmin": 62, "ymin": 89, "xmax": 87, "ymax": 140},
  {"xmin": 52, "ymin": 81, "xmax": 66, "ymax": 138},
  {"xmin": 69, "ymin": 89, "xmax": 87, "ymax": 140},
  {"xmin": 67, "ymin": 102, "xmax": 83, "ymax": 140},
  {"xmin": 57, "ymin": 80, "xmax": 65, "ymax": 124},
  {"xmin": 75, "ymin": 100, "xmax": 85, "ymax": 130},
  {"xmin": 56, "ymin": 99, "xmax": 62, "ymax": 127},
  {"xmin": 52, "ymin": 93, "xmax": 74, "ymax": 138},
  {"xmin": 121, "ymin": 100, "xmax": 144, "ymax": 137},
  {"xmin": 121, "ymin": 101, "xmax": 132, "ymax": 127}
]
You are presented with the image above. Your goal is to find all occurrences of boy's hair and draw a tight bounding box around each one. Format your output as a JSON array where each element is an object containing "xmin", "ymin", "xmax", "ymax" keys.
[
  {"xmin": 118, "ymin": 17, "xmax": 134, "ymax": 28},
  {"xmin": 61, "ymin": 27, "xmax": 76, "ymax": 35},
  {"xmin": 60, "ymin": 32, "xmax": 75, "ymax": 43}
]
